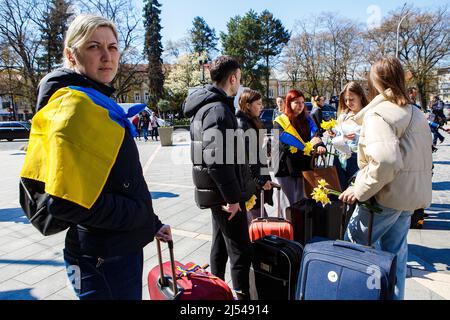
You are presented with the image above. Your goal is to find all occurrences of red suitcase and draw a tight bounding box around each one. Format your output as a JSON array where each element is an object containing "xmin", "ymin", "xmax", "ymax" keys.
[
  {"xmin": 148, "ymin": 240, "xmax": 234, "ymax": 300},
  {"xmin": 249, "ymin": 183, "xmax": 294, "ymax": 242}
]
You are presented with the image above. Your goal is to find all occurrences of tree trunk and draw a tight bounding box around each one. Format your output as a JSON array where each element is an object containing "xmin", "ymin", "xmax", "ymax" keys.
[
  {"xmin": 417, "ymin": 81, "xmax": 427, "ymax": 111},
  {"xmin": 266, "ymin": 55, "xmax": 270, "ymax": 104}
]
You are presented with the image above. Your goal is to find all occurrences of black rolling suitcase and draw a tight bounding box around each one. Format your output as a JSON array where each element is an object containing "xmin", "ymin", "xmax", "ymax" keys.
[
  {"xmin": 285, "ymin": 198, "xmax": 314, "ymax": 245},
  {"xmin": 287, "ymin": 195, "xmax": 353, "ymax": 245},
  {"xmin": 250, "ymin": 235, "xmax": 303, "ymax": 300},
  {"xmin": 313, "ymin": 196, "xmax": 352, "ymax": 240}
]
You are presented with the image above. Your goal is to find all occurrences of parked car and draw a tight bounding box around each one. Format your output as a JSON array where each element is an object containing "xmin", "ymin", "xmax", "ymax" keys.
[
  {"xmin": 0, "ymin": 121, "xmax": 31, "ymax": 141},
  {"xmin": 322, "ymin": 104, "xmax": 337, "ymax": 120},
  {"xmin": 259, "ymin": 108, "xmax": 277, "ymax": 132},
  {"xmin": 259, "ymin": 102, "xmax": 337, "ymax": 133},
  {"xmin": 306, "ymin": 102, "xmax": 337, "ymax": 120}
]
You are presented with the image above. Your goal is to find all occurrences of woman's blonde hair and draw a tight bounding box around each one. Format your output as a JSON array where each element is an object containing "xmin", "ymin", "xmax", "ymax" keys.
[
  {"xmin": 368, "ymin": 56, "xmax": 410, "ymax": 107},
  {"xmin": 338, "ymin": 81, "xmax": 369, "ymax": 116},
  {"xmin": 63, "ymin": 14, "xmax": 119, "ymax": 69}
]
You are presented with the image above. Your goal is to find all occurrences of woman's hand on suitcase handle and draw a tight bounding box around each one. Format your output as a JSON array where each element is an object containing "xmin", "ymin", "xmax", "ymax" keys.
[
  {"xmin": 156, "ymin": 224, "xmax": 172, "ymax": 243},
  {"xmin": 262, "ymin": 181, "xmax": 273, "ymax": 190},
  {"xmin": 222, "ymin": 203, "xmax": 242, "ymax": 221},
  {"xmin": 339, "ymin": 187, "xmax": 357, "ymax": 204},
  {"xmin": 316, "ymin": 146, "xmax": 327, "ymax": 155}
]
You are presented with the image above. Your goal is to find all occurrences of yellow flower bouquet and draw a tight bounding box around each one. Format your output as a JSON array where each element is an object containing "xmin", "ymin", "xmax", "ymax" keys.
[
  {"xmin": 311, "ymin": 179, "xmax": 382, "ymax": 213},
  {"xmin": 289, "ymin": 141, "xmax": 313, "ymax": 156},
  {"xmin": 320, "ymin": 119, "xmax": 337, "ymax": 131}
]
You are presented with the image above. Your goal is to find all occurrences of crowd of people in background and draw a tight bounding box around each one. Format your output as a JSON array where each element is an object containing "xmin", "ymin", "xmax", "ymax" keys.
[{"xmin": 131, "ymin": 110, "xmax": 160, "ymax": 141}]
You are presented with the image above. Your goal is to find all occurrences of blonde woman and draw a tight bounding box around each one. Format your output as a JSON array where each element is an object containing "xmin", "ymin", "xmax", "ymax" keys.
[
  {"xmin": 20, "ymin": 14, "xmax": 171, "ymax": 300},
  {"xmin": 339, "ymin": 56, "xmax": 432, "ymax": 300},
  {"xmin": 331, "ymin": 81, "xmax": 369, "ymax": 189}
]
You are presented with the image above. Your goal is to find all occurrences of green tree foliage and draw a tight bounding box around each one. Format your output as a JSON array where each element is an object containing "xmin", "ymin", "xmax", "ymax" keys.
[
  {"xmin": 37, "ymin": 0, "xmax": 72, "ymax": 73},
  {"xmin": 190, "ymin": 16, "xmax": 218, "ymax": 59},
  {"xmin": 221, "ymin": 10, "xmax": 289, "ymax": 102},
  {"xmin": 259, "ymin": 10, "xmax": 290, "ymax": 102},
  {"xmin": 164, "ymin": 52, "xmax": 209, "ymax": 112},
  {"xmin": 143, "ymin": 0, "xmax": 164, "ymax": 106}
]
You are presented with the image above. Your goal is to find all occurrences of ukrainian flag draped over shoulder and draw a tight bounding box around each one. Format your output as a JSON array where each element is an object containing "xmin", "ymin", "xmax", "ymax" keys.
[
  {"xmin": 20, "ymin": 86, "xmax": 145, "ymax": 209},
  {"xmin": 274, "ymin": 114, "xmax": 318, "ymax": 155}
]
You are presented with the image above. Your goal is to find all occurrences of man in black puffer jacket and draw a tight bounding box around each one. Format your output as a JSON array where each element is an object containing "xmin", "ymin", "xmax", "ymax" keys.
[{"xmin": 183, "ymin": 56, "xmax": 256, "ymax": 300}]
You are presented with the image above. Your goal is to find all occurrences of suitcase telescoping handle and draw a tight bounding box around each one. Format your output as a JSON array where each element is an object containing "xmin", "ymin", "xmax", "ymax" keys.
[
  {"xmin": 260, "ymin": 182, "xmax": 281, "ymax": 218},
  {"xmin": 156, "ymin": 239, "xmax": 178, "ymax": 296}
]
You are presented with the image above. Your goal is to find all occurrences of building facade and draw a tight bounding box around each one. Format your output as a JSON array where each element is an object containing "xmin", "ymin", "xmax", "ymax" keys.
[{"xmin": 437, "ymin": 66, "xmax": 450, "ymax": 103}]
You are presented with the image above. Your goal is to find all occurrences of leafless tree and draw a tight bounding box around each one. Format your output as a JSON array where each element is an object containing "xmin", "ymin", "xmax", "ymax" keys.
[
  {"xmin": 365, "ymin": 5, "xmax": 450, "ymax": 107},
  {"xmin": 281, "ymin": 18, "xmax": 328, "ymax": 97},
  {"xmin": 77, "ymin": 0, "xmax": 145, "ymax": 100},
  {"xmin": 0, "ymin": 0, "xmax": 44, "ymax": 111}
]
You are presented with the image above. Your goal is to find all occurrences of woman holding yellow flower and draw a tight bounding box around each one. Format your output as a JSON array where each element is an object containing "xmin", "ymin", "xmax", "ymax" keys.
[
  {"xmin": 339, "ymin": 56, "xmax": 432, "ymax": 300},
  {"xmin": 272, "ymin": 89, "xmax": 326, "ymax": 217},
  {"xmin": 236, "ymin": 89, "xmax": 274, "ymax": 224},
  {"xmin": 329, "ymin": 81, "xmax": 368, "ymax": 189}
]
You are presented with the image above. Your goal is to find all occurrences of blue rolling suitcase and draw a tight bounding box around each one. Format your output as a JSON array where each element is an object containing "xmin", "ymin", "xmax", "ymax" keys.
[{"xmin": 296, "ymin": 209, "xmax": 397, "ymax": 300}]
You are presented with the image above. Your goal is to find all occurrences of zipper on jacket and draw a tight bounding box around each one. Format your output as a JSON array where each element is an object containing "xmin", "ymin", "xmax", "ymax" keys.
[{"xmin": 96, "ymin": 258, "xmax": 105, "ymax": 268}]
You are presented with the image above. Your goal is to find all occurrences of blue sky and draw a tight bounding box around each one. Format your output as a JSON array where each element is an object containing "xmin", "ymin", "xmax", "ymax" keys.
[{"xmin": 157, "ymin": 0, "xmax": 446, "ymax": 45}]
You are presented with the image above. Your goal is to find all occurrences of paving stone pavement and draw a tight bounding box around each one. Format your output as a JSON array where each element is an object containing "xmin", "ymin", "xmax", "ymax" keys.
[{"xmin": 0, "ymin": 130, "xmax": 449, "ymax": 300}]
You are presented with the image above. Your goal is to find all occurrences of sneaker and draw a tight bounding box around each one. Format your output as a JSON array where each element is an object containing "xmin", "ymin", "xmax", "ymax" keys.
[
  {"xmin": 432, "ymin": 145, "xmax": 438, "ymax": 153},
  {"xmin": 439, "ymin": 137, "xmax": 445, "ymax": 144}
]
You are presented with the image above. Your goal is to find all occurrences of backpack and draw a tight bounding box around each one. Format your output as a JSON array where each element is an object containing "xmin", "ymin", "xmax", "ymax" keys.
[{"xmin": 19, "ymin": 178, "xmax": 70, "ymax": 236}]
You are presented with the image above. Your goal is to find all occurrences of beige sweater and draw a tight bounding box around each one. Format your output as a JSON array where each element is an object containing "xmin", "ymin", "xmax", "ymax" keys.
[{"xmin": 352, "ymin": 91, "xmax": 433, "ymax": 211}]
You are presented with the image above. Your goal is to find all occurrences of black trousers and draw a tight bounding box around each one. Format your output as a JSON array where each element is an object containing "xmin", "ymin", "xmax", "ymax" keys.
[
  {"xmin": 210, "ymin": 205, "xmax": 253, "ymax": 295},
  {"xmin": 151, "ymin": 127, "xmax": 158, "ymax": 140}
]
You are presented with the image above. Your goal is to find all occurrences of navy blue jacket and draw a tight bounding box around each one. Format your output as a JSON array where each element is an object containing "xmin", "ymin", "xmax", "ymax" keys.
[{"xmin": 31, "ymin": 68, "xmax": 163, "ymax": 258}]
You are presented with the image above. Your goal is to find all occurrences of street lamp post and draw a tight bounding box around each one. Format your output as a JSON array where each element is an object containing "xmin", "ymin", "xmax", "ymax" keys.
[
  {"xmin": 396, "ymin": 12, "xmax": 410, "ymax": 58},
  {"xmin": 199, "ymin": 59, "xmax": 209, "ymax": 86}
]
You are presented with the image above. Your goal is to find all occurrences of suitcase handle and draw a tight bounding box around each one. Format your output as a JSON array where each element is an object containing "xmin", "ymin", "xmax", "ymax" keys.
[
  {"xmin": 263, "ymin": 234, "xmax": 286, "ymax": 246},
  {"xmin": 156, "ymin": 239, "xmax": 178, "ymax": 296},
  {"xmin": 332, "ymin": 240, "xmax": 367, "ymax": 253}
]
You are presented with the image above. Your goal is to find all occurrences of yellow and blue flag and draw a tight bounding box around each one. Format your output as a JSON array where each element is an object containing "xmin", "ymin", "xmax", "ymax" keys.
[
  {"xmin": 274, "ymin": 114, "xmax": 318, "ymax": 152},
  {"xmin": 20, "ymin": 86, "xmax": 145, "ymax": 209}
]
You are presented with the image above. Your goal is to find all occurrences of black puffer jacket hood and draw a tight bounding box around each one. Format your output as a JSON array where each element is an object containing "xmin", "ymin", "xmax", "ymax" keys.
[
  {"xmin": 36, "ymin": 68, "xmax": 115, "ymax": 112},
  {"xmin": 183, "ymin": 85, "xmax": 235, "ymax": 118}
]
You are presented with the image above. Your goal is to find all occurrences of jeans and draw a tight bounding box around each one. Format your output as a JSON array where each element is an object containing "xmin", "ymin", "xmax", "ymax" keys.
[
  {"xmin": 142, "ymin": 125, "xmax": 149, "ymax": 141},
  {"xmin": 210, "ymin": 206, "xmax": 253, "ymax": 296},
  {"xmin": 431, "ymin": 126, "xmax": 444, "ymax": 145},
  {"xmin": 344, "ymin": 203, "xmax": 413, "ymax": 300},
  {"xmin": 334, "ymin": 153, "xmax": 359, "ymax": 190},
  {"xmin": 63, "ymin": 248, "xmax": 144, "ymax": 300}
]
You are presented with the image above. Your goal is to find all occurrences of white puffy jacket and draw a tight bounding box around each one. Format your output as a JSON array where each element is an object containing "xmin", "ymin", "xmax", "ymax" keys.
[{"xmin": 352, "ymin": 90, "xmax": 433, "ymax": 211}]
